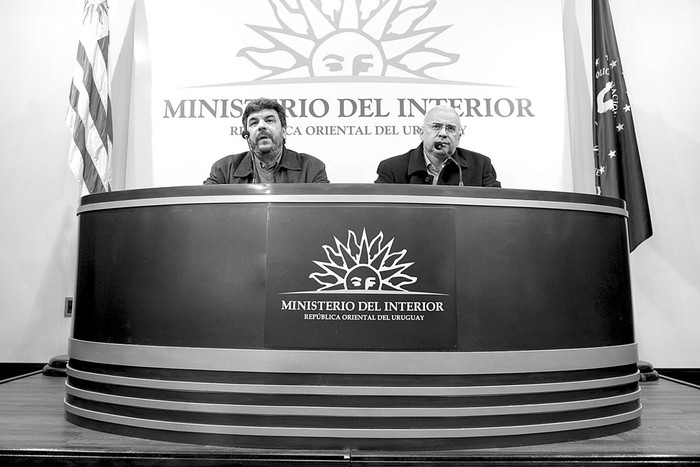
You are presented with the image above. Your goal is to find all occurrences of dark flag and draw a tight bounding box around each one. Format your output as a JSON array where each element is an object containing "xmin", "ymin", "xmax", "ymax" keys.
[{"xmin": 593, "ymin": 0, "xmax": 652, "ymax": 251}]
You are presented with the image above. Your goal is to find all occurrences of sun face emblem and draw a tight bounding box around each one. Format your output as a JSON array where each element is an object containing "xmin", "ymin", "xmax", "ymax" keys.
[
  {"xmin": 238, "ymin": 0, "xmax": 459, "ymax": 80},
  {"xmin": 309, "ymin": 230, "xmax": 417, "ymax": 292}
]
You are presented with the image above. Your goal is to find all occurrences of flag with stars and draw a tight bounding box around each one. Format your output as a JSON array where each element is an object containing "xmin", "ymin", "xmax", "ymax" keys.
[
  {"xmin": 593, "ymin": 0, "xmax": 652, "ymax": 251},
  {"xmin": 66, "ymin": 0, "xmax": 112, "ymax": 195}
]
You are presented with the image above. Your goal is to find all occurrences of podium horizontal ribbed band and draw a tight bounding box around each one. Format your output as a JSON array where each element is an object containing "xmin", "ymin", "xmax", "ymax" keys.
[
  {"xmin": 65, "ymin": 364, "xmax": 639, "ymax": 396},
  {"xmin": 77, "ymin": 194, "xmax": 628, "ymax": 217},
  {"xmin": 64, "ymin": 401, "xmax": 641, "ymax": 439},
  {"xmin": 65, "ymin": 382, "xmax": 640, "ymax": 416},
  {"xmin": 69, "ymin": 339, "xmax": 637, "ymax": 375}
]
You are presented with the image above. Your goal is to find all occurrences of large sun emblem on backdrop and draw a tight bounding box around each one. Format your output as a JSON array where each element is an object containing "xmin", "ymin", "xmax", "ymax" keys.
[
  {"xmin": 238, "ymin": 0, "xmax": 458, "ymax": 80},
  {"xmin": 310, "ymin": 230, "xmax": 417, "ymax": 292}
]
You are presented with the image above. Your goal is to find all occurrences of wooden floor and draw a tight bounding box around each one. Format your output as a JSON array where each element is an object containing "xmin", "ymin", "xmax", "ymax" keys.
[{"xmin": 1, "ymin": 372, "xmax": 699, "ymax": 466}]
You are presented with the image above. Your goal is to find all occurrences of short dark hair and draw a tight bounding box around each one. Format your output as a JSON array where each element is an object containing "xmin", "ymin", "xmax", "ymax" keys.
[{"xmin": 242, "ymin": 98, "xmax": 287, "ymax": 129}]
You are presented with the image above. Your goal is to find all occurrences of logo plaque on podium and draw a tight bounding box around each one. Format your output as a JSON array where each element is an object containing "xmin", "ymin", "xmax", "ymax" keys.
[{"xmin": 264, "ymin": 206, "xmax": 457, "ymax": 350}]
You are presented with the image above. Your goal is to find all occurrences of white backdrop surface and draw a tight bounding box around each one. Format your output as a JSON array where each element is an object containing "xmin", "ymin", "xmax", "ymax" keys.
[{"xmin": 138, "ymin": 0, "xmax": 567, "ymax": 189}]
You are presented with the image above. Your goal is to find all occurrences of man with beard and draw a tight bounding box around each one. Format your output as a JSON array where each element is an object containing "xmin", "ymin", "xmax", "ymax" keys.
[{"xmin": 204, "ymin": 98, "xmax": 329, "ymax": 184}]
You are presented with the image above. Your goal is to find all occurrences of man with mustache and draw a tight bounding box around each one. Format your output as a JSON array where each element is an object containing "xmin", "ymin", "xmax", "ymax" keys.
[{"xmin": 204, "ymin": 98, "xmax": 329, "ymax": 184}]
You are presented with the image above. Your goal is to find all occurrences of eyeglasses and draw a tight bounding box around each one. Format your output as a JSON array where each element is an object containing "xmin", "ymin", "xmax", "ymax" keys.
[{"xmin": 426, "ymin": 122, "xmax": 460, "ymax": 135}]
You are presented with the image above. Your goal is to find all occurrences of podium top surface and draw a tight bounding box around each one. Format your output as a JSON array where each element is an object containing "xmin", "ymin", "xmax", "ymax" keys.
[{"xmin": 79, "ymin": 184, "xmax": 626, "ymax": 216}]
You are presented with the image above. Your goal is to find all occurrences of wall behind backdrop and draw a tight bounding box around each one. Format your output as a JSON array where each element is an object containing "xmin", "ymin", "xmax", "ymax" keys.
[{"xmin": 0, "ymin": 0, "xmax": 698, "ymax": 367}]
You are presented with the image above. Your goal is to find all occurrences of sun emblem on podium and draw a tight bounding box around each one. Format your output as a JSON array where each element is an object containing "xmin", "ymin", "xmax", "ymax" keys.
[
  {"xmin": 237, "ymin": 0, "xmax": 458, "ymax": 80},
  {"xmin": 309, "ymin": 229, "xmax": 417, "ymax": 292}
]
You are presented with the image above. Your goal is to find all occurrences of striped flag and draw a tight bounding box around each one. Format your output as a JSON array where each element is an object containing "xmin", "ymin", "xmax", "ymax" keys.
[
  {"xmin": 66, "ymin": 0, "xmax": 112, "ymax": 195},
  {"xmin": 592, "ymin": 0, "xmax": 652, "ymax": 251}
]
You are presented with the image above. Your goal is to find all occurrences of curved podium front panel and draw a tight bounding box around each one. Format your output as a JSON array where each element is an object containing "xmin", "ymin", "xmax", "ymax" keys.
[{"xmin": 65, "ymin": 184, "xmax": 640, "ymax": 449}]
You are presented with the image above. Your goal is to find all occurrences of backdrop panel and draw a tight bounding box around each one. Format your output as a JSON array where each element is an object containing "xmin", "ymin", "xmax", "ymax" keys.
[{"xmin": 136, "ymin": 0, "xmax": 568, "ymax": 189}]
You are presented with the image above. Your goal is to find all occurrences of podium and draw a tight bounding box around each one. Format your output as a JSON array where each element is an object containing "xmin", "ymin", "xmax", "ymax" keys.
[{"xmin": 65, "ymin": 184, "xmax": 640, "ymax": 449}]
